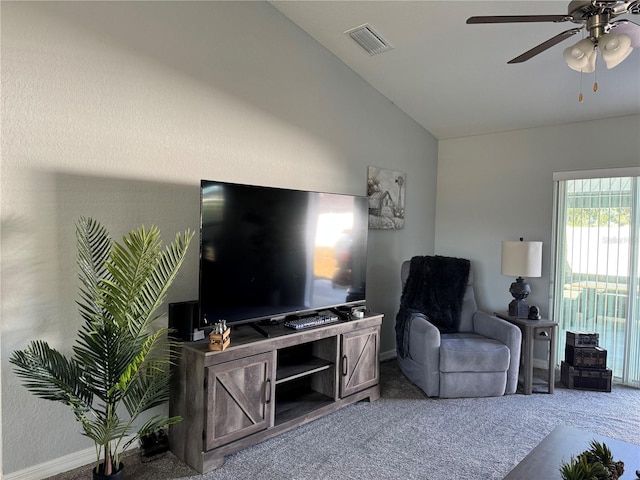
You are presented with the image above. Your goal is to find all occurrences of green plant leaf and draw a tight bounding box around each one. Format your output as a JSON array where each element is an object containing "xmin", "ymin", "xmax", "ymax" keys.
[{"xmin": 9, "ymin": 340, "xmax": 93, "ymax": 408}]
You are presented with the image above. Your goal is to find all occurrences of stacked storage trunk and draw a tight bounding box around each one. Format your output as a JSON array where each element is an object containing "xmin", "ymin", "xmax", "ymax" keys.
[{"xmin": 561, "ymin": 331, "xmax": 612, "ymax": 392}]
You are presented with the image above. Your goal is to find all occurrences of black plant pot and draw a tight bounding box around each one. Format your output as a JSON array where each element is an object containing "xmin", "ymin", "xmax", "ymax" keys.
[{"xmin": 93, "ymin": 462, "xmax": 124, "ymax": 480}]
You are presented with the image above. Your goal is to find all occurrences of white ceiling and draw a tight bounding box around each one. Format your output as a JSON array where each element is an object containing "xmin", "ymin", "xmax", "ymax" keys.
[{"xmin": 271, "ymin": 1, "xmax": 640, "ymax": 140}]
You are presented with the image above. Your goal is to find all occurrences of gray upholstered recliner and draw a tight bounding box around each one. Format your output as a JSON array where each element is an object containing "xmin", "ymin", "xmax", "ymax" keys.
[{"xmin": 397, "ymin": 260, "xmax": 521, "ymax": 398}]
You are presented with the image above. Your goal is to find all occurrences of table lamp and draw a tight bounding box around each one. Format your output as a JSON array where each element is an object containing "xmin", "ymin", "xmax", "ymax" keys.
[{"xmin": 501, "ymin": 238, "xmax": 542, "ymax": 318}]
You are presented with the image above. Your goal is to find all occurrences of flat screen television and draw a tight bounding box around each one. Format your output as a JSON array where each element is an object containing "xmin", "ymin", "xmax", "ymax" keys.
[{"xmin": 198, "ymin": 180, "xmax": 368, "ymax": 328}]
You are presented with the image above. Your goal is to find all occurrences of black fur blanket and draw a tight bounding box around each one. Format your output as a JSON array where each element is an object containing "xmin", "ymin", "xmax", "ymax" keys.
[{"xmin": 396, "ymin": 255, "xmax": 471, "ymax": 358}]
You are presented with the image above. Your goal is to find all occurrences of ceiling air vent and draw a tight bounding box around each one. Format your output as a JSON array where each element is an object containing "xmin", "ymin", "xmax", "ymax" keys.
[{"xmin": 344, "ymin": 24, "xmax": 392, "ymax": 56}]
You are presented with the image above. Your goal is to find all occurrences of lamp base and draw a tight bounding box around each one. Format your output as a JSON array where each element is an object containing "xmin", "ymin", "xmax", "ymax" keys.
[{"xmin": 508, "ymin": 299, "xmax": 530, "ymax": 318}]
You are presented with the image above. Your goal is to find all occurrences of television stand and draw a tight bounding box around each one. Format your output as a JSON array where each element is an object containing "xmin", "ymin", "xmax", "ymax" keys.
[{"xmin": 169, "ymin": 313, "xmax": 382, "ymax": 473}]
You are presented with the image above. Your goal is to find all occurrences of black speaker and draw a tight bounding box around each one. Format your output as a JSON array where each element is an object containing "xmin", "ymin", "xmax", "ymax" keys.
[{"xmin": 168, "ymin": 300, "xmax": 203, "ymax": 341}]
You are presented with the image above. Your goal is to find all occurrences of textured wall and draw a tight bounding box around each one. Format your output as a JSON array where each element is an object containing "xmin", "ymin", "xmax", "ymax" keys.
[{"xmin": 1, "ymin": 2, "xmax": 438, "ymax": 474}]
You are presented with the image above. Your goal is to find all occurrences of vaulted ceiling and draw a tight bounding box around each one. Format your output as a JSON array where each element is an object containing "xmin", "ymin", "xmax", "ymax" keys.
[{"xmin": 271, "ymin": 1, "xmax": 640, "ymax": 140}]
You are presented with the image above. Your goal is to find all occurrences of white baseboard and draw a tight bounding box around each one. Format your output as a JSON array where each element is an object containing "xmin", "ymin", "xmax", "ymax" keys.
[
  {"xmin": 4, "ymin": 437, "xmax": 136, "ymax": 480},
  {"xmin": 380, "ymin": 349, "xmax": 396, "ymax": 362},
  {"xmin": 4, "ymin": 447, "xmax": 96, "ymax": 480},
  {"xmin": 533, "ymin": 358, "xmax": 549, "ymax": 370}
]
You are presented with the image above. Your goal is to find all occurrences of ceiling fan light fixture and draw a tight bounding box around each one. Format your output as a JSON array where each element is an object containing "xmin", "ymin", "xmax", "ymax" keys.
[
  {"xmin": 563, "ymin": 38, "xmax": 596, "ymax": 72},
  {"xmin": 599, "ymin": 32, "xmax": 633, "ymax": 68}
]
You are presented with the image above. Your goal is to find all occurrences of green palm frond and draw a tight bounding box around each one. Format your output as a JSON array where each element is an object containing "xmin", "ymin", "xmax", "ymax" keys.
[
  {"xmin": 76, "ymin": 217, "xmax": 112, "ymax": 323},
  {"xmin": 109, "ymin": 329, "xmax": 161, "ymax": 396},
  {"xmin": 9, "ymin": 340, "xmax": 93, "ymax": 408},
  {"xmin": 81, "ymin": 411, "xmax": 130, "ymax": 449},
  {"xmin": 74, "ymin": 320, "xmax": 137, "ymax": 402},
  {"xmin": 101, "ymin": 226, "xmax": 193, "ymax": 337},
  {"xmin": 102, "ymin": 226, "xmax": 161, "ymax": 327},
  {"xmin": 121, "ymin": 358, "xmax": 174, "ymax": 417}
]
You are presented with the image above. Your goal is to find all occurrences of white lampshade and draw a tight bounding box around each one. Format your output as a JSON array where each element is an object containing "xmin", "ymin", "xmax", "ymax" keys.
[
  {"xmin": 501, "ymin": 241, "xmax": 542, "ymax": 278},
  {"xmin": 599, "ymin": 32, "xmax": 633, "ymax": 69},
  {"xmin": 563, "ymin": 38, "xmax": 596, "ymax": 72}
]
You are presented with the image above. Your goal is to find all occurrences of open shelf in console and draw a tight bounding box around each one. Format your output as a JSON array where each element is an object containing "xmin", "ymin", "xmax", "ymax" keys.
[
  {"xmin": 275, "ymin": 338, "xmax": 336, "ymax": 382},
  {"xmin": 274, "ymin": 337, "xmax": 337, "ymax": 426},
  {"xmin": 274, "ymin": 377, "xmax": 334, "ymax": 426},
  {"xmin": 276, "ymin": 356, "xmax": 332, "ymax": 383}
]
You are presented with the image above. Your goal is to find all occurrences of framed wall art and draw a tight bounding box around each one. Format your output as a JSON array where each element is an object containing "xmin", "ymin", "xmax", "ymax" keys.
[{"xmin": 367, "ymin": 166, "xmax": 405, "ymax": 229}]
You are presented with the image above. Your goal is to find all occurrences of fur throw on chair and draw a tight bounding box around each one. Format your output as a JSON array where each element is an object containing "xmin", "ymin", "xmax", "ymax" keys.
[{"xmin": 396, "ymin": 255, "xmax": 470, "ymax": 358}]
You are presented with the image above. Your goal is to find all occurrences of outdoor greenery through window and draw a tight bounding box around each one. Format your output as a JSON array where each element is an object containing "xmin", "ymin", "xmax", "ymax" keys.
[{"xmin": 552, "ymin": 171, "xmax": 639, "ymax": 388}]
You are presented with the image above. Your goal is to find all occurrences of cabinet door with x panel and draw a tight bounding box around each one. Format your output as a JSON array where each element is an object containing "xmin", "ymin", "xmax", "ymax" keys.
[
  {"xmin": 340, "ymin": 326, "xmax": 379, "ymax": 398},
  {"xmin": 205, "ymin": 351, "xmax": 274, "ymax": 450}
]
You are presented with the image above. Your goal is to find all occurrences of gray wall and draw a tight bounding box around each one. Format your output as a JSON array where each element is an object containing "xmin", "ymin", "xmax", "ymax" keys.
[
  {"xmin": 436, "ymin": 115, "xmax": 640, "ymax": 317},
  {"xmin": 0, "ymin": 2, "xmax": 438, "ymax": 474}
]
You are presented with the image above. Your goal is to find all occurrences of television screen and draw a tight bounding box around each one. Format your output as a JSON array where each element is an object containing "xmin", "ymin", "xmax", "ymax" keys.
[{"xmin": 199, "ymin": 180, "xmax": 368, "ymax": 327}]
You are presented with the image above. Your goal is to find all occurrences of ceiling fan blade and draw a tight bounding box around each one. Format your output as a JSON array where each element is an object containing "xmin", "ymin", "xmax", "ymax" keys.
[
  {"xmin": 610, "ymin": 20, "xmax": 640, "ymax": 47},
  {"xmin": 508, "ymin": 28, "xmax": 583, "ymax": 63},
  {"xmin": 466, "ymin": 15, "xmax": 571, "ymax": 24}
]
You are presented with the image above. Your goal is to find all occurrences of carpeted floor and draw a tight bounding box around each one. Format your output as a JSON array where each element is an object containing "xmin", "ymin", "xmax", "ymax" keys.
[{"xmin": 47, "ymin": 360, "xmax": 640, "ymax": 480}]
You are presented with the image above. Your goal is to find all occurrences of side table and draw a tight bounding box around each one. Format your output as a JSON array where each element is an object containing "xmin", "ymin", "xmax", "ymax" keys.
[{"xmin": 495, "ymin": 312, "xmax": 558, "ymax": 395}]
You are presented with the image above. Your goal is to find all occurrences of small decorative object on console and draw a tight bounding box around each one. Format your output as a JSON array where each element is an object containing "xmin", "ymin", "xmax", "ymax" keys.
[{"xmin": 209, "ymin": 320, "xmax": 230, "ymax": 351}]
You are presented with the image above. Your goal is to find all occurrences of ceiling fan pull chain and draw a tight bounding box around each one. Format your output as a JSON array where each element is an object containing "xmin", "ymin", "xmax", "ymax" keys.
[
  {"xmin": 593, "ymin": 55, "xmax": 599, "ymax": 93},
  {"xmin": 579, "ymin": 71, "xmax": 584, "ymax": 102}
]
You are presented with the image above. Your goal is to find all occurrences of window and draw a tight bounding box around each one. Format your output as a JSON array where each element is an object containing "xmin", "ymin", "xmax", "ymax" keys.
[{"xmin": 551, "ymin": 169, "xmax": 639, "ymax": 387}]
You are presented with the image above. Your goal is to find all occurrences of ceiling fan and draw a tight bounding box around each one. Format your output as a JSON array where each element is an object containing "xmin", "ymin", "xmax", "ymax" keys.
[{"xmin": 467, "ymin": 0, "xmax": 640, "ymax": 69}]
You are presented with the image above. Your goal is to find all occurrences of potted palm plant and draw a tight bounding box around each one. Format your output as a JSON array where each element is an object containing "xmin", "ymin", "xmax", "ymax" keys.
[{"xmin": 10, "ymin": 217, "xmax": 193, "ymax": 478}]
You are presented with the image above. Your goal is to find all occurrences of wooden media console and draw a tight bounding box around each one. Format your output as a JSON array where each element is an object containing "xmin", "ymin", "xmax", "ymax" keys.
[{"xmin": 169, "ymin": 314, "xmax": 383, "ymax": 473}]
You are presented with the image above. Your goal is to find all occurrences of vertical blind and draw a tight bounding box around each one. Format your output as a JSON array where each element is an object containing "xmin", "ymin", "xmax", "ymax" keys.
[{"xmin": 552, "ymin": 170, "xmax": 639, "ymax": 387}]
